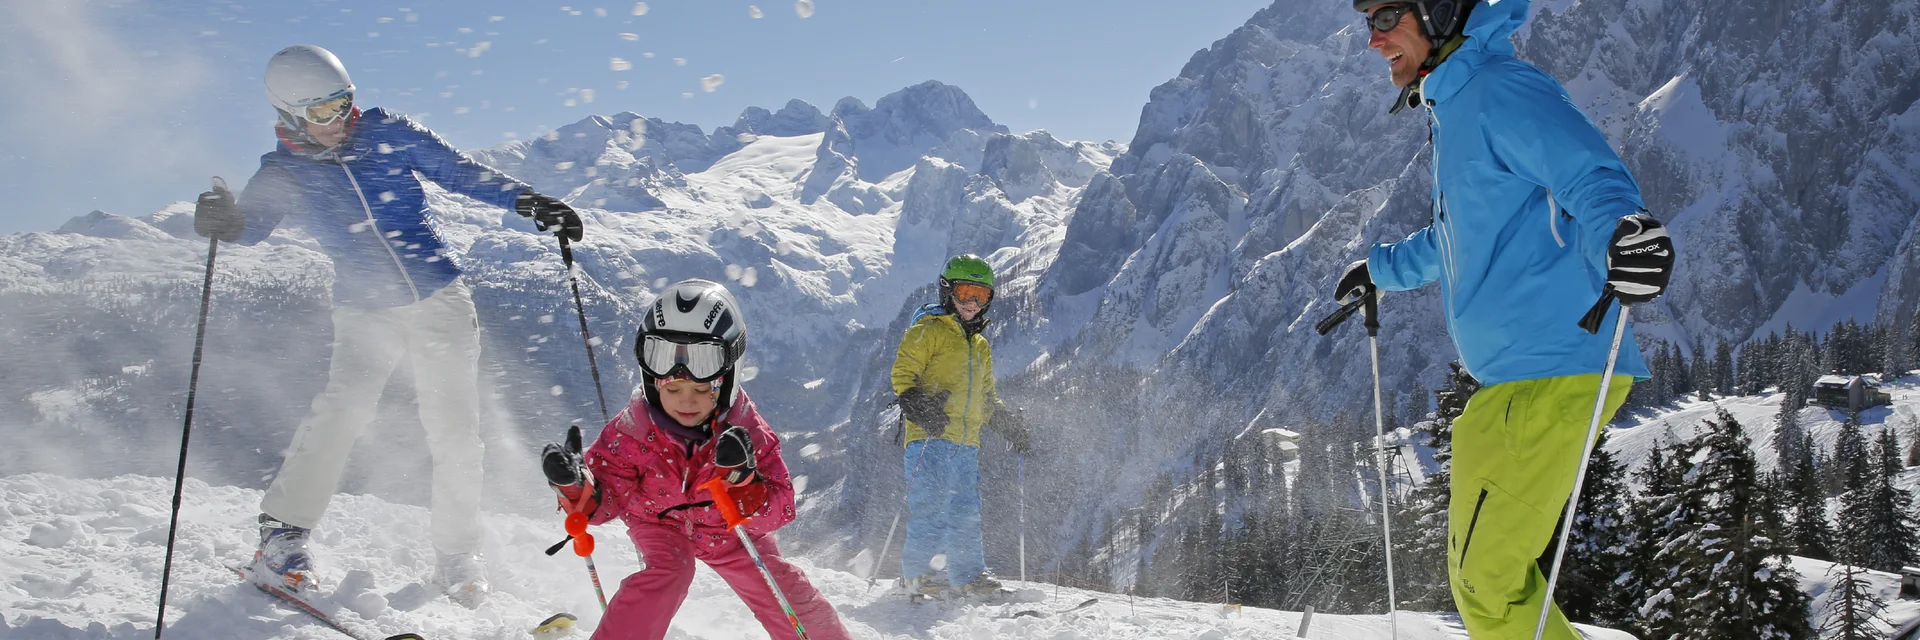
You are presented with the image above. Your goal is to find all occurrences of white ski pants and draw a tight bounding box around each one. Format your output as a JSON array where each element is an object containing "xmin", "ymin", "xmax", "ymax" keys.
[{"xmin": 261, "ymin": 280, "xmax": 485, "ymax": 555}]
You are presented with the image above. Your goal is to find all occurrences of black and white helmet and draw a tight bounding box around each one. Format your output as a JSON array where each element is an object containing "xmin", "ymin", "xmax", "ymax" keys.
[{"xmin": 635, "ymin": 279, "xmax": 749, "ymax": 413}]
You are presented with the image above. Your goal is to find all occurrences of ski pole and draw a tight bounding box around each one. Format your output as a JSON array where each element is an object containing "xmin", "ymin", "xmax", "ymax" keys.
[
  {"xmin": 557, "ymin": 235, "xmax": 610, "ymax": 423},
  {"xmin": 1316, "ymin": 288, "xmax": 1395, "ymax": 638},
  {"xmin": 156, "ymin": 178, "xmax": 227, "ymax": 639},
  {"xmin": 703, "ymin": 477, "xmax": 810, "ymax": 640},
  {"xmin": 1018, "ymin": 453, "xmax": 1027, "ymax": 584},
  {"xmin": 1533, "ymin": 297, "xmax": 1631, "ymax": 640}
]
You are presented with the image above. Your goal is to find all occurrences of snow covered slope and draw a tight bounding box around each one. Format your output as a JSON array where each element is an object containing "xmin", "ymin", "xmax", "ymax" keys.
[{"xmin": 0, "ymin": 472, "xmax": 1643, "ymax": 639}]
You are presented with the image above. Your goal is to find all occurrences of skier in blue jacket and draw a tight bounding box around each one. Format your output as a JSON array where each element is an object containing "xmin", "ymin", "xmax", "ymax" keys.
[
  {"xmin": 193, "ymin": 45, "xmax": 581, "ymax": 607},
  {"xmin": 1338, "ymin": 1, "xmax": 1675, "ymax": 638}
]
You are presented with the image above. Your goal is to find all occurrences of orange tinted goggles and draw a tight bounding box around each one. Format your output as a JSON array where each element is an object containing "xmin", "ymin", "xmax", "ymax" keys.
[
  {"xmin": 304, "ymin": 93, "xmax": 354, "ymax": 125},
  {"xmin": 951, "ymin": 282, "xmax": 993, "ymax": 306}
]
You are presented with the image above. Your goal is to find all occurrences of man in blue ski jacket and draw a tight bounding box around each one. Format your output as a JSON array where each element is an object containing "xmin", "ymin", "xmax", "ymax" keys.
[
  {"xmin": 1335, "ymin": 1, "xmax": 1676, "ymax": 638},
  {"xmin": 193, "ymin": 44, "xmax": 581, "ymax": 607}
]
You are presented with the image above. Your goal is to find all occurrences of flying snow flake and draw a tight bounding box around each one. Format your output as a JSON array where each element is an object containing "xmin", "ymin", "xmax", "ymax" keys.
[
  {"xmin": 588, "ymin": 337, "xmax": 603, "ymax": 346},
  {"xmin": 643, "ymin": 52, "xmax": 655, "ymax": 59},
  {"xmin": 653, "ymin": 277, "xmax": 668, "ymax": 289},
  {"xmin": 802, "ymin": 378, "xmax": 825, "ymax": 390},
  {"xmin": 632, "ymin": 2, "xmax": 649, "ymax": 15},
  {"xmin": 454, "ymin": 106, "xmax": 469, "ymax": 114},
  {"xmin": 748, "ymin": 5, "xmax": 763, "ymax": 18},
  {"xmin": 377, "ymin": 16, "xmax": 393, "ymax": 23},
  {"xmin": 550, "ymin": 386, "xmax": 565, "ymax": 396},
  {"xmin": 458, "ymin": 27, "xmax": 473, "ymax": 33},
  {"xmin": 594, "ymin": 7, "xmax": 608, "ymax": 16},
  {"xmin": 564, "ymin": 98, "xmax": 577, "ymax": 107},
  {"xmin": 555, "ymin": 161, "xmax": 576, "ymax": 171},
  {"xmin": 849, "ymin": 550, "xmax": 875, "ymax": 579},
  {"xmin": 615, "ymin": 80, "xmax": 629, "ymax": 90},
  {"xmin": 672, "ymin": 57, "xmax": 687, "ymax": 66},
  {"xmin": 379, "ymin": 191, "xmax": 396, "ymax": 203},
  {"xmin": 406, "ymin": 12, "xmax": 418, "ymax": 23},
  {"xmin": 929, "ymin": 554, "xmax": 947, "ymax": 571},
  {"xmin": 725, "ymin": 264, "xmax": 743, "ymax": 281},
  {"xmin": 349, "ymin": 221, "xmax": 373, "ymax": 233},
  {"xmin": 681, "ymin": 92, "xmax": 694, "ymax": 99},
  {"xmin": 738, "ymin": 365, "xmax": 759, "ymax": 381},
  {"xmin": 468, "ymin": 41, "xmax": 491, "ymax": 58},
  {"xmin": 792, "ymin": 475, "xmax": 808, "ymax": 495},
  {"xmin": 619, "ymin": 32, "xmax": 639, "ymax": 41},
  {"xmin": 794, "ymin": 0, "xmax": 814, "ymax": 18},
  {"xmin": 539, "ymin": 314, "xmax": 555, "ymax": 324},
  {"xmin": 611, "ymin": 57, "xmax": 632, "ymax": 71},
  {"xmin": 368, "ymin": 31, "xmax": 380, "ymax": 38},
  {"xmin": 740, "ymin": 267, "xmax": 758, "ymax": 287},
  {"xmin": 580, "ymin": 89, "xmax": 595, "ymax": 103},
  {"xmin": 700, "ymin": 74, "xmax": 725, "ymax": 93},
  {"xmin": 490, "ymin": 15, "xmax": 504, "ymax": 21},
  {"xmin": 800, "ymin": 443, "xmax": 822, "ymax": 456}
]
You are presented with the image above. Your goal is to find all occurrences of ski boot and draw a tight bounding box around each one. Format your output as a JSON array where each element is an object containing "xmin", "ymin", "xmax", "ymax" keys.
[
  {"xmin": 901, "ymin": 571, "xmax": 951, "ymax": 604},
  {"xmin": 954, "ymin": 573, "xmax": 1012, "ymax": 603},
  {"xmin": 435, "ymin": 552, "xmax": 490, "ymax": 609},
  {"xmin": 250, "ymin": 513, "xmax": 316, "ymax": 594}
]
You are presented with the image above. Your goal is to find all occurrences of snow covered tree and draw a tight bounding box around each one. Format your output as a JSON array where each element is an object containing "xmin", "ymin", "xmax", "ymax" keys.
[
  {"xmin": 1909, "ymin": 430, "xmax": 1920, "ymax": 468},
  {"xmin": 1635, "ymin": 409, "xmax": 1812, "ymax": 640},
  {"xmin": 1818, "ymin": 561, "xmax": 1892, "ymax": 640},
  {"xmin": 1784, "ymin": 431, "xmax": 1835, "ymax": 561},
  {"xmin": 1829, "ymin": 416, "xmax": 1869, "ymax": 497},
  {"xmin": 1621, "ymin": 434, "xmax": 1690, "ymax": 637},
  {"xmin": 1558, "ymin": 429, "xmax": 1638, "ymax": 628},
  {"xmin": 1837, "ymin": 428, "xmax": 1920, "ymax": 572},
  {"xmin": 1691, "ymin": 336, "xmax": 1712, "ymax": 399}
]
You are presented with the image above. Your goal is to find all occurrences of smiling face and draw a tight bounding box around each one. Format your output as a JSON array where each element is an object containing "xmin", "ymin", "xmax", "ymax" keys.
[
  {"xmin": 655, "ymin": 377, "xmax": 719, "ymax": 427},
  {"xmin": 1368, "ymin": 4, "xmax": 1434, "ymax": 88}
]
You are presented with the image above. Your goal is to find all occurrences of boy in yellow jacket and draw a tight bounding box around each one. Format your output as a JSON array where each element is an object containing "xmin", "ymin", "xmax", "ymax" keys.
[{"xmin": 892, "ymin": 254, "xmax": 1031, "ymax": 598}]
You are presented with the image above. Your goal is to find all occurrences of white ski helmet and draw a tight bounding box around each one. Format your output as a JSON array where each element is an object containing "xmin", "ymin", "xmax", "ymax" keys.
[
  {"xmin": 636, "ymin": 279, "xmax": 749, "ymax": 416},
  {"xmin": 265, "ymin": 45, "xmax": 355, "ymax": 126}
]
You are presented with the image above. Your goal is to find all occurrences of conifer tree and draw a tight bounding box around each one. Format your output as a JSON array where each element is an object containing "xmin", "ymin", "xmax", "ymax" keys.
[
  {"xmin": 1785, "ymin": 431, "xmax": 1835, "ymax": 561},
  {"xmin": 1712, "ymin": 339, "xmax": 1734, "ymax": 396},
  {"xmin": 1635, "ymin": 410, "xmax": 1811, "ymax": 640},
  {"xmin": 1559, "ymin": 429, "xmax": 1637, "ymax": 628},
  {"xmin": 1394, "ymin": 363, "xmax": 1476, "ymax": 610},
  {"xmin": 1837, "ymin": 428, "xmax": 1920, "ymax": 572},
  {"xmin": 1819, "ymin": 561, "xmax": 1891, "ymax": 640}
]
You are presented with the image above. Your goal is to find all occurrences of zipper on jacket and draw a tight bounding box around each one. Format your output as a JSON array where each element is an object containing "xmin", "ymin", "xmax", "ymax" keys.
[
  {"xmin": 1458, "ymin": 488, "xmax": 1490, "ymax": 569},
  {"xmin": 961, "ymin": 337, "xmax": 975, "ymax": 444},
  {"xmin": 339, "ymin": 160, "xmax": 422, "ymax": 303},
  {"xmin": 1547, "ymin": 191, "xmax": 1566, "ymax": 248},
  {"xmin": 1427, "ymin": 100, "xmax": 1475, "ymax": 380}
]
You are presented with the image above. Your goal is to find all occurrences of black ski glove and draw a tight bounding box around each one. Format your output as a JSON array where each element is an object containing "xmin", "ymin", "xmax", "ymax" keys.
[
  {"xmin": 542, "ymin": 426, "xmax": 599, "ymax": 514},
  {"xmin": 1605, "ymin": 212, "xmax": 1674, "ymax": 304},
  {"xmin": 516, "ymin": 191, "xmax": 584, "ymax": 242},
  {"xmin": 713, "ymin": 425, "xmax": 757, "ymax": 485},
  {"xmin": 990, "ymin": 404, "xmax": 1031, "ymax": 454},
  {"xmin": 1333, "ymin": 259, "xmax": 1374, "ymax": 306},
  {"xmin": 898, "ymin": 387, "xmax": 951, "ymax": 438},
  {"xmin": 194, "ymin": 178, "xmax": 244, "ymax": 243}
]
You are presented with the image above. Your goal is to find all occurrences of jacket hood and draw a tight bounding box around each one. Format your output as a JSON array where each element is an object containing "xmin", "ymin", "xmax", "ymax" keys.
[{"xmin": 1423, "ymin": 0, "xmax": 1531, "ymax": 103}]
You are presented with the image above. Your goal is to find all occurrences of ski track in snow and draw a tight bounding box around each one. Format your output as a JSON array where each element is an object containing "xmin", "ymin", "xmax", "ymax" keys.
[{"xmin": 0, "ymin": 473, "xmax": 1641, "ymax": 639}]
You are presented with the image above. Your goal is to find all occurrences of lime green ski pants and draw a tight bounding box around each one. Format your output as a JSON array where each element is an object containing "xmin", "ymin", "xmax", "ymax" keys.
[{"xmin": 1447, "ymin": 374, "xmax": 1630, "ymax": 639}]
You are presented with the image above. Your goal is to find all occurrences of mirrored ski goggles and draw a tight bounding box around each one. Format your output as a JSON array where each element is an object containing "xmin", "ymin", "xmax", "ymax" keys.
[
  {"xmin": 1365, "ymin": 4, "xmax": 1415, "ymax": 32},
  {"xmin": 640, "ymin": 334, "xmax": 730, "ymax": 382},
  {"xmin": 302, "ymin": 92, "xmax": 354, "ymax": 126},
  {"xmin": 950, "ymin": 282, "xmax": 993, "ymax": 306}
]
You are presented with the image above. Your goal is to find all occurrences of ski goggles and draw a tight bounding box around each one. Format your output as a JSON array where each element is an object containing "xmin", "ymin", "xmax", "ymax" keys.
[
  {"xmin": 1365, "ymin": 4, "xmax": 1415, "ymax": 32},
  {"xmin": 950, "ymin": 281, "xmax": 993, "ymax": 306},
  {"xmin": 302, "ymin": 92, "xmax": 355, "ymax": 126},
  {"xmin": 639, "ymin": 334, "xmax": 731, "ymax": 382}
]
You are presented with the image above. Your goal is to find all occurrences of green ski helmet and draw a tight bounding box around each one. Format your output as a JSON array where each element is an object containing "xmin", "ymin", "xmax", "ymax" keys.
[{"xmin": 938, "ymin": 254, "xmax": 996, "ymax": 323}]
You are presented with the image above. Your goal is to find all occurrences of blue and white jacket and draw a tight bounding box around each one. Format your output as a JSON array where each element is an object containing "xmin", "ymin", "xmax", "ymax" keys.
[
  {"xmin": 233, "ymin": 107, "xmax": 528, "ymax": 308},
  {"xmin": 1367, "ymin": 0, "xmax": 1650, "ymax": 386}
]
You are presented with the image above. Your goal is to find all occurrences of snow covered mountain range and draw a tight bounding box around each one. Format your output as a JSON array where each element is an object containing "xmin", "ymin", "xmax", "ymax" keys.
[{"xmin": 2, "ymin": 0, "xmax": 1917, "ymax": 625}]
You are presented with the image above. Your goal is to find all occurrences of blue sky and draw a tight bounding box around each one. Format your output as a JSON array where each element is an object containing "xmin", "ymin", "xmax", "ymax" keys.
[{"xmin": 0, "ymin": 0, "xmax": 1272, "ymax": 233}]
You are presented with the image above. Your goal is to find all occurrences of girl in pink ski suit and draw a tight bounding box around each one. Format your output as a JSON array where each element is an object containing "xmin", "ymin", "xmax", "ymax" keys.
[{"xmin": 550, "ymin": 279, "xmax": 850, "ymax": 640}]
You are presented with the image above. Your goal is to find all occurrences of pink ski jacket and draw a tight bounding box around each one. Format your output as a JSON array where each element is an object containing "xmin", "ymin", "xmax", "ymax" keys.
[{"xmin": 582, "ymin": 390, "xmax": 799, "ymax": 553}]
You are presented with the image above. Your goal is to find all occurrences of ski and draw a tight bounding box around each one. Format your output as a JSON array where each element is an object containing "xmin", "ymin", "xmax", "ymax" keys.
[
  {"xmin": 1006, "ymin": 595, "xmax": 1098, "ymax": 615},
  {"xmin": 231, "ymin": 564, "xmax": 423, "ymax": 640},
  {"xmin": 532, "ymin": 611, "xmax": 579, "ymax": 635}
]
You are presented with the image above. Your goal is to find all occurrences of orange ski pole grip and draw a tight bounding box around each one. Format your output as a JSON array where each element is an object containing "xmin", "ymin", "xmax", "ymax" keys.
[{"xmin": 701, "ymin": 477, "xmax": 751, "ymax": 530}]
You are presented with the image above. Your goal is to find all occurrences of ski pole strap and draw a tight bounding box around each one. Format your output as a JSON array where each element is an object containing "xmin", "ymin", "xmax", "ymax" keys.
[
  {"xmin": 702, "ymin": 477, "xmax": 751, "ymax": 530},
  {"xmin": 1315, "ymin": 296, "xmax": 1366, "ymax": 335},
  {"xmin": 1577, "ymin": 286, "xmax": 1617, "ymax": 335}
]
